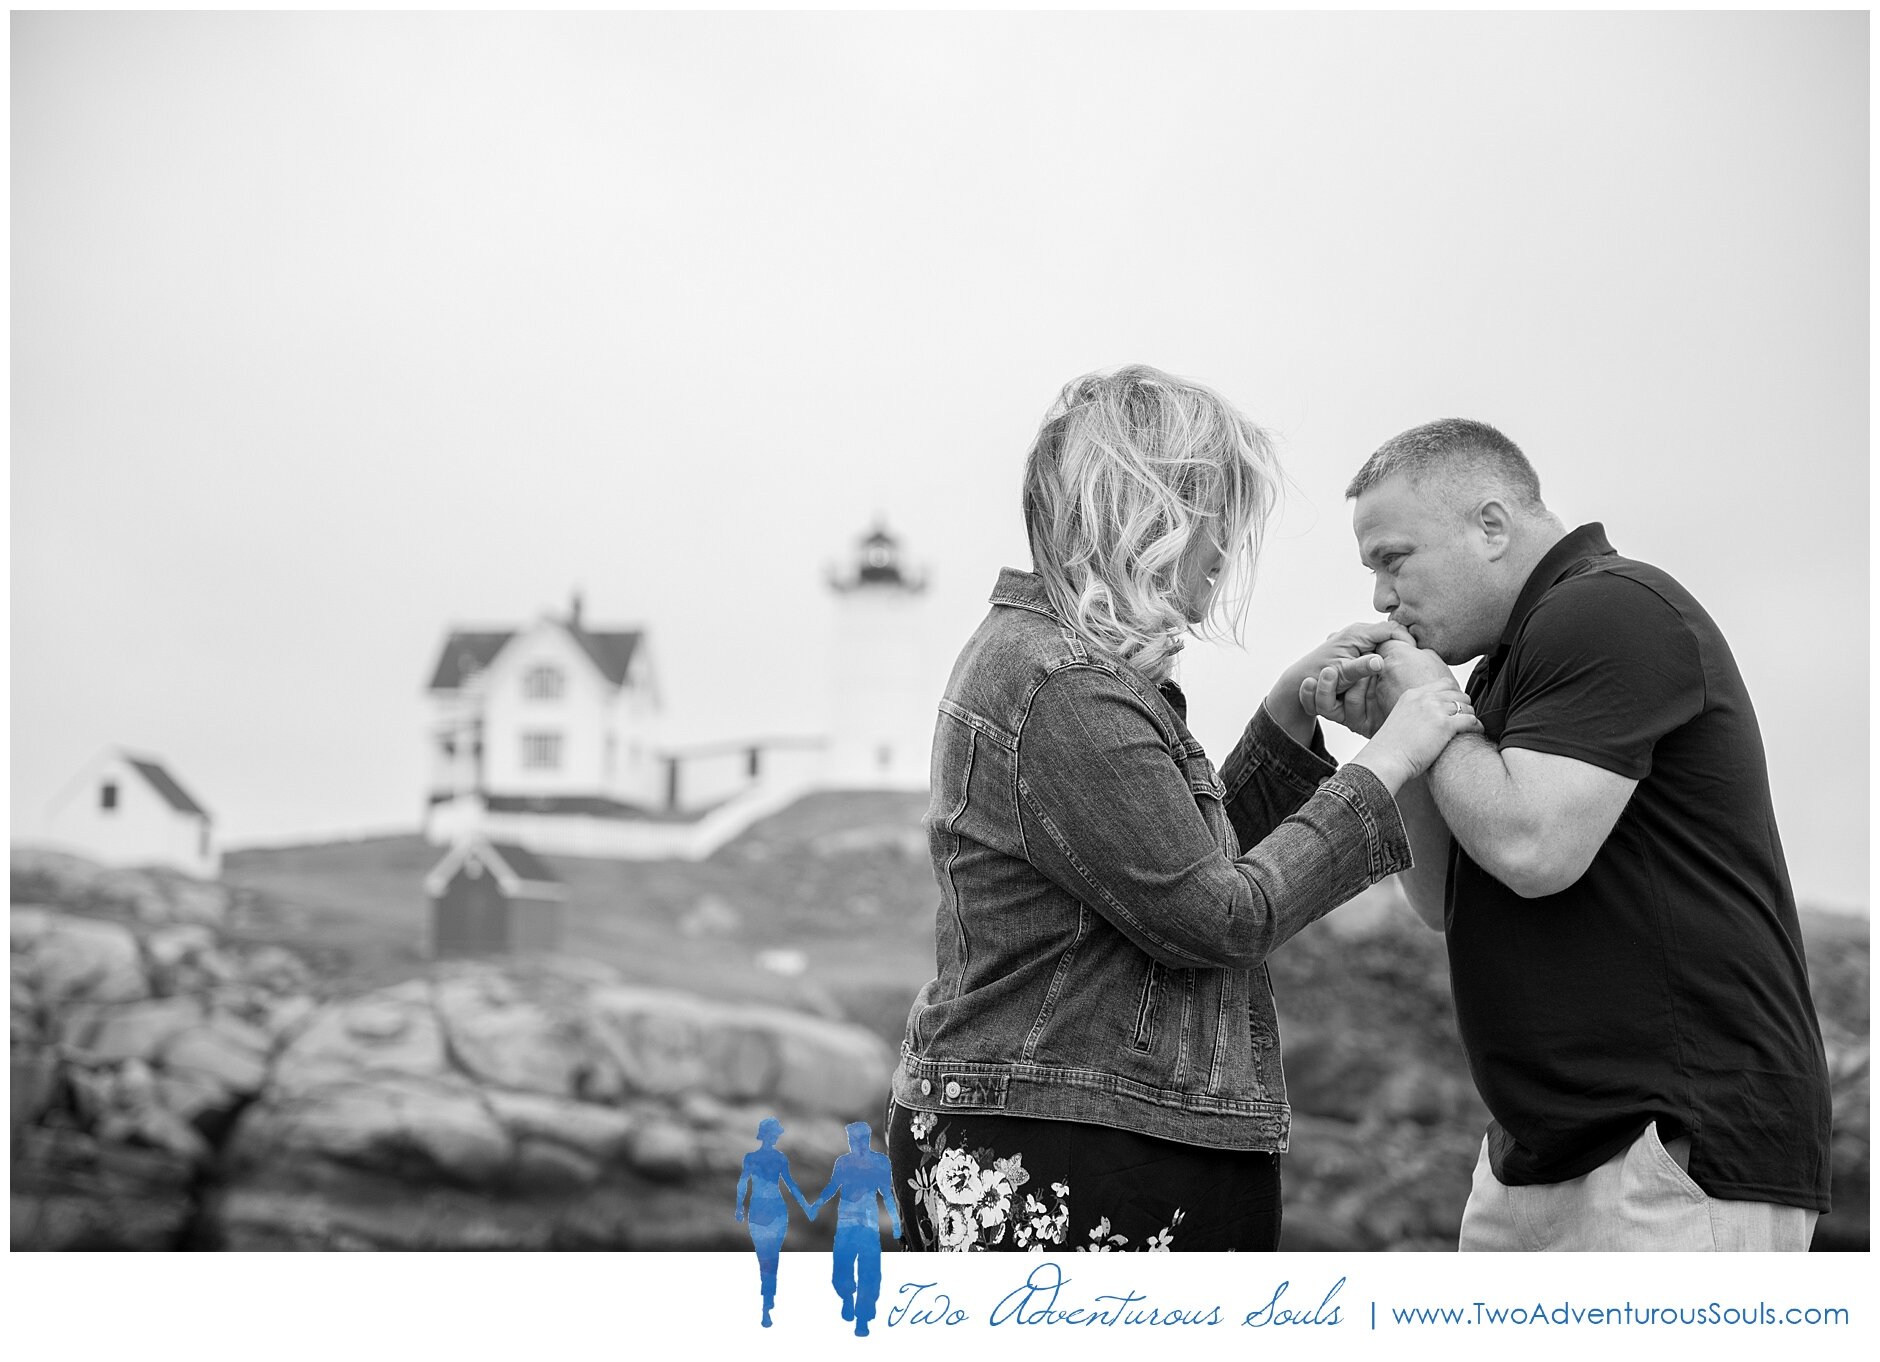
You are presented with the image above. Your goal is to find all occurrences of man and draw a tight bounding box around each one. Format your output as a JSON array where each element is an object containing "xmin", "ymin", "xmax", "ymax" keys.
[
  {"xmin": 1305, "ymin": 417, "xmax": 1830, "ymax": 1251},
  {"xmin": 811, "ymin": 1122, "xmax": 902, "ymax": 1335}
]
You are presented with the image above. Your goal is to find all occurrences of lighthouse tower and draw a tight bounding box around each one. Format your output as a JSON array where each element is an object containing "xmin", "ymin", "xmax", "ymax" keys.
[{"xmin": 825, "ymin": 522, "xmax": 934, "ymax": 790}]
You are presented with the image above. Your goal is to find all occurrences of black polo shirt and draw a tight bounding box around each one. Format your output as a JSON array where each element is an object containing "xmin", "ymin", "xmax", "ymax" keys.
[{"xmin": 1446, "ymin": 523, "xmax": 1831, "ymax": 1211}]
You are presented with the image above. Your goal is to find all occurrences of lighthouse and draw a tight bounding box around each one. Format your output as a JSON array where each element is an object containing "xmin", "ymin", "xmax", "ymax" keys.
[{"xmin": 825, "ymin": 522, "xmax": 934, "ymax": 790}]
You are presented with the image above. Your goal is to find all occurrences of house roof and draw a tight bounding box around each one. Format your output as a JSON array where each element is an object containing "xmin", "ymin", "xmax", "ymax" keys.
[
  {"xmin": 124, "ymin": 758, "xmax": 210, "ymax": 819},
  {"xmin": 426, "ymin": 623, "xmax": 642, "ymax": 691},
  {"xmin": 423, "ymin": 834, "xmax": 567, "ymax": 900},
  {"xmin": 488, "ymin": 840, "xmax": 558, "ymax": 885},
  {"xmin": 427, "ymin": 632, "xmax": 515, "ymax": 690},
  {"xmin": 563, "ymin": 624, "xmax": 641, "ymax": 686}
]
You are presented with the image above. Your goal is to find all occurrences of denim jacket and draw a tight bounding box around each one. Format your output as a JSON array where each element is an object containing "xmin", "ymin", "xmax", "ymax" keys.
[{"xmin": 891, "ymin": 568, "xmax": 1413, "ymax": 1151}]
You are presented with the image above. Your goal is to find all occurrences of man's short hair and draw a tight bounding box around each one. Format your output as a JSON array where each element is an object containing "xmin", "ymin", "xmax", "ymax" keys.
[{"xmin": 1344, "ymin": 418, "xmax": 1545, "ymax": 512}]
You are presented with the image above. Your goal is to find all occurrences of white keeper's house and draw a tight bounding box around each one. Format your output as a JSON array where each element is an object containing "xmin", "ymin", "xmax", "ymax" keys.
[
  {"xmin": 38, "ymin": 748, "xmax": 220, "ymax": 878},
  {"xmin": 422, "ymin": 523, "xmax": 933, "ymax": 860}
]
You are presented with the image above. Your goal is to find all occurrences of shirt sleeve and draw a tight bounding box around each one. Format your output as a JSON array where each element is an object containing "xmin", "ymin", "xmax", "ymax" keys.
[
  {"xmin": 1014, "ymin": 664, "xmax": 1410, "ymax": 971},
  {"xmin": 1496, "ymin": 570, "xmax": 1704, "ymax": 780}
]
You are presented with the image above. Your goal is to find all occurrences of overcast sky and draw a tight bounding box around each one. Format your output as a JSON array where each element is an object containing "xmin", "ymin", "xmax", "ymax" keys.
[{"xmin": 9, "ymin": 10, "xmax": 1869, "ymax": 910}]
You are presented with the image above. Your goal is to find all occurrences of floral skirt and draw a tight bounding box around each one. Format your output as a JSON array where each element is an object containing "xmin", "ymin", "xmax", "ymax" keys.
[{"xmin": 886, "ymin": 1099, "xmax": 1281, "ymax": 1252}]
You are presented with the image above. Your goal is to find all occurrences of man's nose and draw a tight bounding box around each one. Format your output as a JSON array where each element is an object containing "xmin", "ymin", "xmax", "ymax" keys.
[{"xmin": 1372, "ymin": 580, "xmax": 1397, "ymax": 615}]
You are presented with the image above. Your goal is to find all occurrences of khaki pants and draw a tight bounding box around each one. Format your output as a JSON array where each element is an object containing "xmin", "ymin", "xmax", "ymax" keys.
[{"xmin": 1458, "ymin": 1121, "xmax": 1817, "ymax": 1251}]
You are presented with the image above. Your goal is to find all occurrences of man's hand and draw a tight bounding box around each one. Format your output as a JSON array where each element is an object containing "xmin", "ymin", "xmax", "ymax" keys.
[
  {"xmin": 1374, "ymin": 640, "xmax": 1458, "ymax": 710},
  {"xmin": 1267, "ymin": 620, "xmax": 1412, "ymax": 744},
  {"xmin": 1301, "ymin": 639, "xmax": 1464, "ymax": 737}
]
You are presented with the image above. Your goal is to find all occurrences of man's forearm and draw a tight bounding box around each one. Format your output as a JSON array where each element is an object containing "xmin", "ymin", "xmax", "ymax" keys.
[
  {"xmin": 1391, "ymin": 774, "xmax": 1452, "ymax": 929},
  {"xmin": 1425, "ymin": 733, "xmax": 1554, "ymax": 896}
]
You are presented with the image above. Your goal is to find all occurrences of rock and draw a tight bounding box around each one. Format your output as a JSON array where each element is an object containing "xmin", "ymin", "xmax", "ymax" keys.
[
  {"xmin": 64, "ymin": 1062, "xmax": 118, "ymax": 1126},
  {"xmin": 98, "ymin": 1101, "xmax": 211, "ymax": 1159},
  {"xmin": 270, "ymin": 992, "xmax": 448, "ymax": 1096},
  {"xmin": 11, "ymin": 1126, "xmax": 197, "ymax": 1250},
  {"xmin": 156, "ymin": 1067, "xmax": 237, "ymax": 1125},
  {"xmin": 60, "ymin": 995, "xmax": 204, "ymax": 1063},
  {"xmin": 676, "ymin": 1089, "xmax": 731, "ymax": 1127},
  {"xmin": 748, "ymin": 1004, "xmax": 893, "ymax": 1118},
  {"xmin": 11, "ymin": 849, "xmax": 171, "ymax": 923},
  {"xmin": 203, "ymin": 1007, "xmax": 274, "ymax": 1056},
  {"xmin": 625, "ymin": 1118, "xmax": 695, "ymax": 1182},
  {"xmin": 589, "ymin": 986, "xmax": 716, "ymax": 1096},
  {"xmin": 433, "ymin": 971, "xmax": 606, "ymax": 1097},
  {"xmin": 254, "ymin": 993, "xmax": 317, "ymax": 1041},
  {"xmin": 144, "ymin": 923, "xmax": 218, "ymax": 971},
  {"xmin": 513, "ymin": 1138, "xmax": 600, "ymax": 1191},
  {"xmin": 481, "ymin": 1089, "xmax": 636, "ymax": 1161},
  {"xmin": 61, "ymin": 1058, "xmax": 217, "ymax": 1162},
  {"xmin": 699, "ymin": 1026, "xmax": 777, "ymax": 1102},
  {"xmin": 163, "ymin": 1024, "xmax": 270, "ymax": 1093},
  {"xmin": 231, "ymin": 1073, "xmax": 512, "ymax": 1185},
  {"xmin": 11, "ymin": 904, "xmax": 53, "ymax": 949},
  {"xmin": 241, "ymin": 945, "xmax": 312, "ymax": 994},
  {"xmin": 402, "ymin": 1082, "xmax": 513, "ymax": 1184},
  {"xmin": 23, "ymin": 914, "xmax": 149, "ymax": 1007},
  {"xmin": 11, "ymin": 1049, "xmax": 60, "ymax": 1128},
  {"xmin": 583, "ymin": 985, "xmax": 891, "ymax": 1114}
]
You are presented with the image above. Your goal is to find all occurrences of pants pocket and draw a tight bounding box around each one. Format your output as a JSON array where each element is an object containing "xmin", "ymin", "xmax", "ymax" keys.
[{"xmin": 1638, "ymin": 1120, "xmax": 1708, "ymax": 1204}]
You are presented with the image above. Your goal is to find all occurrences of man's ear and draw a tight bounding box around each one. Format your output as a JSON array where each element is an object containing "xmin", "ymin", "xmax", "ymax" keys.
[{"xmin": 1473, "ymin": 498, "xmax": 1514, "ymax": 562}]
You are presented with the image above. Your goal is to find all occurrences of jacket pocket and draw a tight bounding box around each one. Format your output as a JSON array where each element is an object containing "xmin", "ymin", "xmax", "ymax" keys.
[
  {"xmin": 1132, "ymin": 961, "xmax": 1162, "ymax": 1051},
  {"xmin": 1186, "ymin": 760, "xmax": 1231, "ymax": 848}
]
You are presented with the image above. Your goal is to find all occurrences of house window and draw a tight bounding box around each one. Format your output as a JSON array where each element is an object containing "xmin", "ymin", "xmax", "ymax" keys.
[
  {"xmin": 521, "ymin": 732, "xmax": 563, "ymax": 770},
  {"xmin": 100, "ymin": 782, "xmax": 118, "ymax": 812},
  {"xmin": 523, "ymin": 665, "xmax": 564, "ymax": 700},
  {"xmin": 199, "ymin": 822, "xmax": 210, "ymax": 859}
]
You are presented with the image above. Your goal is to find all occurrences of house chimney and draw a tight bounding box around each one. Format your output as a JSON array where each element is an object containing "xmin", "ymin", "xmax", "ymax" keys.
[{"xmin": 570, "ymin": 589, "xmax": 584, "ymax": 628}]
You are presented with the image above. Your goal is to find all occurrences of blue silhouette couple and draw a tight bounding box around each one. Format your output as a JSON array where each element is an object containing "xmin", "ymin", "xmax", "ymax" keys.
[{"xmin": 733, "ymin": 1118, "xmax": 900, "ymax": 1334}]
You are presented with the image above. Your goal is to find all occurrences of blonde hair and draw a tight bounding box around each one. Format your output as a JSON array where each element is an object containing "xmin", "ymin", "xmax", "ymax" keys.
[{"xmin": 1021, "ymin": 365, "xmax": 1280, "ymax": 680}]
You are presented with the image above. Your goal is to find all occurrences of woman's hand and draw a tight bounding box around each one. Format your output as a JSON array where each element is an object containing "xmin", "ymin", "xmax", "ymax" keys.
[
  {"xmin": 1299, "ymin": 661, "xmax": 1388, "ymax": 738},
  {"xmin": 1350, "ymin": 681, "xmax": 1482, "ymax": 792},
  {"xmin": 1265, "ymin": 620, "xmax": 1412, "ymax": 745}
]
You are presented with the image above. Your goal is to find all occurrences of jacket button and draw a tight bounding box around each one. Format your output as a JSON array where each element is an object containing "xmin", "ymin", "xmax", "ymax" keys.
[
  {"xmin": 944, "ymin": 1080, "xmax": 962, "ymax": 1100},
  {"xmin": 920, "ymin": 1079, "xmax": 932, "ymax": 1095}
]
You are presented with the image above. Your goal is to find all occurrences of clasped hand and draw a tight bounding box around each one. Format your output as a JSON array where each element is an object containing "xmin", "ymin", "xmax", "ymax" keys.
[
  {"xmin": 1298, "ymin": 636, "xmax": 1456, "ymax": 738},
  {"xmin": 1286, "ymin": 630, "xmax": 1482, "ymax": 786}
]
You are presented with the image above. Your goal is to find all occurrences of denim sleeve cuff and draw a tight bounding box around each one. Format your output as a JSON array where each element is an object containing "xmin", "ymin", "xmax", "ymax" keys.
[
  {"xmin": 1222, "ymin": 700, "xmax": 1339, "ymax": 802},
  {"xmin": 1319, "ymin": 763, "xmax": 1414, "ymax": 881}
]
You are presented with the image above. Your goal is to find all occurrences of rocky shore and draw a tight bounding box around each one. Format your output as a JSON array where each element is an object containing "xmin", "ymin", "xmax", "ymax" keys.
[
  {"xmin": 11, "ymin": 849, "xmax": 888, "ymax": 1250},
  {"xmin": 11, "ymin": 843, "xmax": 1869, "ymax": 1251}
]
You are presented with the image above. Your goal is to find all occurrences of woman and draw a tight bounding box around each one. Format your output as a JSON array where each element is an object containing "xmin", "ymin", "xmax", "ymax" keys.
[
  {"xmin": 888, "ymin": 365, "xmax": 1478, "ymax": 1252},
  {"xmin": 733, "ymin": 1117, "xmax": 814, "ymax": 1326}
]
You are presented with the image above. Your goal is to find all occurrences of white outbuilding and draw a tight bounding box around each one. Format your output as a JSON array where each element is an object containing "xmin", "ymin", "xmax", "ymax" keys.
[{"xmin": 38, "ymin": 749, "xmax": 220, "ymax": 878}]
